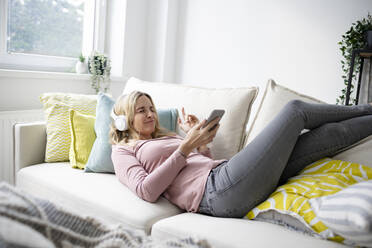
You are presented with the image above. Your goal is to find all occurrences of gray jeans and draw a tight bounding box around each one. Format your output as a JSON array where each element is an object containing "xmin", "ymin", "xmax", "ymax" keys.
[{"xmin": 198, "ymin": 100, "xmax": 372, "ymax": 218}]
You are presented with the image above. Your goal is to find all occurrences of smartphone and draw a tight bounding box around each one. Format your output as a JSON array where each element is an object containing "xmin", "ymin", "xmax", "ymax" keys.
[{"xmin": 202, "ymin": 109, "xmax": 225, "ymax": 131}]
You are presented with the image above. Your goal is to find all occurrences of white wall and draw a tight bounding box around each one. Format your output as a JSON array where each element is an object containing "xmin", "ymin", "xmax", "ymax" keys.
[
  {"xmin": 172, "ymin": 0, "xmax": 372, "ymax": 105},
  {"xmin": 0, "ymin": 72, "xmax": 91, "ymax": 111},
  {"xmin": 1, "ymin": 0, "xmax": 371, "ymax": 111},
  {"xmin": 0, "ymin": 71, "xmax": 126, "ymax": 111}
]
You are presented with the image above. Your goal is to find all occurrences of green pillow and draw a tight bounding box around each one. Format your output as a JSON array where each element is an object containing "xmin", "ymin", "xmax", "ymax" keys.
[
  {"xmin": 85, "ymin": 93, "xmax": 178, "ymax": 173},
  {"xmin": 69, "ymin": 109, "xmax": 96, "ymax": 169}
]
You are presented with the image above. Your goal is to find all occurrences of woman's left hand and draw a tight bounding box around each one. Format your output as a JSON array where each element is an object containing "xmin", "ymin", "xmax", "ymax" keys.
[{"xmin": 178, "ymin": 107, "xmax": 199, "ymax": 134}]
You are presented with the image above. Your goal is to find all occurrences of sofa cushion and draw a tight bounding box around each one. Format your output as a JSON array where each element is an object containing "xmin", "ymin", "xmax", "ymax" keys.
[
  {"xmin": 332, "ymin": 135, "xmax": 372, "ymax": 167},
  {"xmin": 244, "ymin": 79, "xmax": 324, "ymax": 146},
  {"xmin": 85, "ymin": 93, "xmax": 115, "ymax": 173},
  {"xmin": 309, "ymin": 180, "xmax": 372, "ymax": 248},
  {"xmin": 68, "ymin": 110, "xmax": 96, "ymax": 169},
  {"xmin": 16, "ymin": 162, "xmax": 182, "ymax": 234},
  {"xmin": 247, "ymin": 158, "xmax": 372, "ymax": 244},
  {"xmin": 40, "ymin": 93, "xmax": 97, "ymax": 162},
  {"xmin": 158, "ymin": 108, "xmax": 178, "ymax": 132},
  {"xmin": 151, "ymin": 213, "xmax": 346, "ymax": 248},
  {"xmin": 123, "ymin": 77, "xmax": 258, "ymax": 160}
]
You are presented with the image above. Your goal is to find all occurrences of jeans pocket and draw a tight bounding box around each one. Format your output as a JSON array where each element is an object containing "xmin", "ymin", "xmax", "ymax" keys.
[{"xmin": 212, "ymin": 165, "xmax": 234, "ymax": 194}]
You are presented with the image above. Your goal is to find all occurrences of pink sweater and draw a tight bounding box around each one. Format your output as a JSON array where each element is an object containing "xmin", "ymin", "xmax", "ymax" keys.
[{"xmin": 111, "ymin": 136, "xmax": 226, "ymax": 212}]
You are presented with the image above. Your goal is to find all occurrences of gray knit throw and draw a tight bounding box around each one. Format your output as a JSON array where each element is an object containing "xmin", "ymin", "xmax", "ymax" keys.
[{"xmin": 0, "ymin": 182, "xmax": 210, "ymax": 248}]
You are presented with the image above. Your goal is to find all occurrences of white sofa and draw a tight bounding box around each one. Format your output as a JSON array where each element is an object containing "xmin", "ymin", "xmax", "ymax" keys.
[{"xmin": 15, "ymin": 78, "xmax": 372, "ymax": 248}]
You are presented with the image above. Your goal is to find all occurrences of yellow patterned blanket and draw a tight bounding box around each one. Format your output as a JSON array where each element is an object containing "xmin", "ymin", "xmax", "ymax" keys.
[{"xmin": 246, "ymin": 158, "xmax": 372, "ymax": 243}]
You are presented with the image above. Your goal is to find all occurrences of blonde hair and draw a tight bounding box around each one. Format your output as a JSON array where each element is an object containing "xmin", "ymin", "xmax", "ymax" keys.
[{"xmin": 109, "ymin": 91, "xmax": 175, "ymax": 145}]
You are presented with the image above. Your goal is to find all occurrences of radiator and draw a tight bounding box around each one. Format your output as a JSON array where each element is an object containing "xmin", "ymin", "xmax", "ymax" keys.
[{"xmin": 0, "ymin": 109, "xmax": 44, "ymax": 185}]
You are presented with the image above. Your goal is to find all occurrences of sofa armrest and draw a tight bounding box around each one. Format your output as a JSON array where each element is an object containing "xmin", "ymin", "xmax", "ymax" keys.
[{"xmin": 14, "ymin": 121, "xmax": 46, "ymax": 172}]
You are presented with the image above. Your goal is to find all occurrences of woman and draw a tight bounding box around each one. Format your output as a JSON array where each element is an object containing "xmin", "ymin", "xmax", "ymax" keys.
[{"xmin": 110, "ymin": 91, "xmax": 372, "ymax": 218}]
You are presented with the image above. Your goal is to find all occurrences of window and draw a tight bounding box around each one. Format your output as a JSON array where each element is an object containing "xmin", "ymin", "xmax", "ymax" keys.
[
  {"xmin": 8, "ymin": 0, "xmax": 85, "ymax": 58},
  {"xmin": 0, "ymin": 0, "xmax": 106, "ymax": 72}
]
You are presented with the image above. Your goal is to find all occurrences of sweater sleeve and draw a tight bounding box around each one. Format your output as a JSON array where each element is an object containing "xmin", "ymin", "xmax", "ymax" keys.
[{"xmin": 112, "ymin": 146, "xmax": 187, "ymax": 203}]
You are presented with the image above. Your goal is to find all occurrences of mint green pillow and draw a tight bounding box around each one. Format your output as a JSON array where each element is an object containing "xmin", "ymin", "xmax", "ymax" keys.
[
  {"xmin": 85, "ymin": 93, "xmax": 178, "ymax": 173},
  {"xmin": 85, "ymin": 93, "xmax": 114, "ymax": 173},
  {"xmin": 158, "ymin": 108, "xmax": 178, "ymax": 132}
]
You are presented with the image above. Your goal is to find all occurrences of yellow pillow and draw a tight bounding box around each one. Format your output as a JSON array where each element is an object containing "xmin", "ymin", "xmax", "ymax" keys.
[
  {"xmin": 246, "ymin": 158, "xmax": 372, "ymax": 244},
  {"xmin": 69, "ymin": 110, "xmax": 96, "ymax": 169},
  {"xmin": 40, "ymin": 93, "xmax": 97, "ymax": 162}
]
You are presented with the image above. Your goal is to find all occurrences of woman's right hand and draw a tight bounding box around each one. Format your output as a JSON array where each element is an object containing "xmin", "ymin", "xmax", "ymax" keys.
[
  {"xmin": 178, "ymin": 107, "xmax": 200, "ymax": 134},
  {"xmin": 178, "ymin": 117, "xmax": 220, "ymax": 157}
]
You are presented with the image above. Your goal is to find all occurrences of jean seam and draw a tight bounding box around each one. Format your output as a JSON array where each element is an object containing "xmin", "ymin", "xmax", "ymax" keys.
[
  {"xmin": 288, "ymin": 137, "xmax": 355, "ymax": 165},
  {"xmin": 305, "ymin": 107, "xmax": 371, "ymax": 128}
]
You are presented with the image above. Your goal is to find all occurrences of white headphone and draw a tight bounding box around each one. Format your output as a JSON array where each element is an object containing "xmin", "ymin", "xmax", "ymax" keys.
[{"xmin": 111, "ymin": 108, "xmax": 128, "ymax": 131}]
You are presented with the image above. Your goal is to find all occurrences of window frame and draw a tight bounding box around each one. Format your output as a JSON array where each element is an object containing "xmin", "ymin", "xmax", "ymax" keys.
[{"xmin": 0, "ymin": 0, "xmax": 106, "ymax": 73}]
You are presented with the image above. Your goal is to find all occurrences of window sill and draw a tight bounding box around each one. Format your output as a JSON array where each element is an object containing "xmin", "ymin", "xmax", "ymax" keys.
[{"xmin": 0, "ymin": 69, "xmax": 126, "ymax": 83}]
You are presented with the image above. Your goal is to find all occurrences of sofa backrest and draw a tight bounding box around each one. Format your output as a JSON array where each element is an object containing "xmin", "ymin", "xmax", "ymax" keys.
[
  {"xmin": 123, "ymin": 77, "xmax": 258, "ymax": 160},
  {"xmin": 243, "ymin": 79, "xmax": 372, "ymax": 168},
  {"xmin": 244, "ymin": 79, "xmax": 325, "ymax": 146}
]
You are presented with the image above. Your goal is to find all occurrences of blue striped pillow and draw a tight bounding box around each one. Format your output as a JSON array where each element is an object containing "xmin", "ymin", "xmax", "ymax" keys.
[{"xmin": 309, "ymin": 180, "xmax": 372, "ymax": 247}]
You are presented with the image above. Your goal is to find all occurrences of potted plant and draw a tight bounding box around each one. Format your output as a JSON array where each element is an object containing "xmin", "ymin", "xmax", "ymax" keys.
[
  {"xmin": 336, "ymin": 13, "xmax": 372, "ymax": 105},
  {"xmin": 75, "ymin": 53, "xmax": 87, "ymax": 74},
  {"xmin": 88, "ymin": 51, "xmax": 111, "ymax": 94}
]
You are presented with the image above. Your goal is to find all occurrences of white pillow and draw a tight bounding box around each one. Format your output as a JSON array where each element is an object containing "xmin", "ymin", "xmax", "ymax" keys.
[
  {"xmin": 123, "ymin": 77, "xmax": 258, "ymax": 160},
  {"xmin": 309, "ymin": 180, "xmax": 372, "ymax": 247},
  {"xmin": 244, "ymin": 79, "xmax": 324, "ymax": 146}
]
